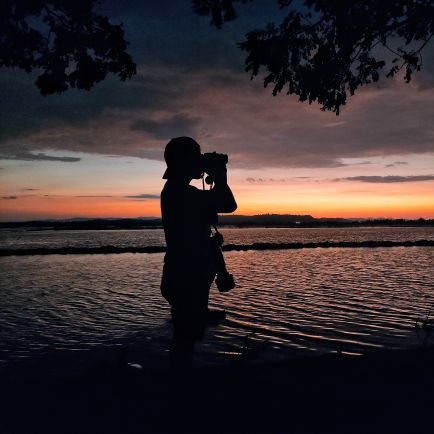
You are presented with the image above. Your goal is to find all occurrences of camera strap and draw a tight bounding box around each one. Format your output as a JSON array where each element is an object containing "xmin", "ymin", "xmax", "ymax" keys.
[{"xmin": 201, "ymin": 175, "xmax": 223, "ymax": 241}]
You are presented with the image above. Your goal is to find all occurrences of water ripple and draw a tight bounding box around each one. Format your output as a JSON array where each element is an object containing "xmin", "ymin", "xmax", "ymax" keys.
[{"xmin": 1, "ymin": 246, "xmax": 433, "ymax": 366}]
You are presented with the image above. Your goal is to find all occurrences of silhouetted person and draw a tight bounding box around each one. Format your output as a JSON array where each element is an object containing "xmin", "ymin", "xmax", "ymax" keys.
[{"xmin": 160, "ymin": 137, "xmax": 237, "ymax": 379}]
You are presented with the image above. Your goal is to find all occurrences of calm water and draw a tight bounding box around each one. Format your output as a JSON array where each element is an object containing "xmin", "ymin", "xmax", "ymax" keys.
[
  {"xmin": 1, "ymin": 226, "xmax": 434, "ymax": 250},
  {"xmin": 0, "ymin": 227, "xmax": 433, "ymax": 367}
]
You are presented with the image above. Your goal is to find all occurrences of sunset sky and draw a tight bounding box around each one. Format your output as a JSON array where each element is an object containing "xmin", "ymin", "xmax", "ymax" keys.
[{"xmin": 1, "ymin": 0, "xmax": 434, "ymax": 221}]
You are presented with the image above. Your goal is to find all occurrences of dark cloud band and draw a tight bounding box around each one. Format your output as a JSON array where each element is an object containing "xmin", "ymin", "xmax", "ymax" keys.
[
  {"xmin": 337, "ymin": 175, "xmax": 434, "ymax": 183},
  {"xmin": 130, "ymin": 114, "xmax": 201, "ymax": 139},
  {"xmin": 125, "ymin": 194, "xmax": 160, "ymax": 199},
  {"xmin": 0, "ymin": 151, "xmax": 81, "ymax": 162}
]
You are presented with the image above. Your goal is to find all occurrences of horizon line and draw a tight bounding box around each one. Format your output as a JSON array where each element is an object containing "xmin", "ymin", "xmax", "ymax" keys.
[{"xmin": 1, "ymin": 214, "xmax": 433, "ymax": 224}]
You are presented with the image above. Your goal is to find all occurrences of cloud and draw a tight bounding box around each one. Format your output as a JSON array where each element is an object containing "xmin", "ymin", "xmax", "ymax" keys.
[
  {"xmin": 0, "ymin": 67, "xmax": 231, "ymax": 162},
  {"xmin": 2, "ymin": 196, "xmax": 18, "ymax": 199},
  {"xmin": 130, "ymin": 114, "xmax": 201, "ymax": 139},
  {"xmin": 2, "ymin": 68, "xmax": 434, "ymax": 169},
  {"xmin": 354, "ymin": 161, "xmax": 372, "ymax": 165},
  {"xmin": 337, "ymin": 175, "xmax": 434, "ymax": 183},
  {"xmin": 125, "ymin": 193, "xmax": 160, "ymax": 199},
  {"xmin": 245, "ymin": 177, "xmax": 287, "ymax": 183},
  {"xmin": 0, "ymin": 67, "xmax": 184, "ymax": 143},
  {"xmin": 385, "ymin": 161, "xmax": 409, "ymax": 168},
  {"xmin": 323, "ymin": 121, "xmax": 347, "ymax": 128},
  {"xmin": 22, "ymin": 188, "xmax": 38, "ymax": 191},
  {"xmin": 34, "ymin": 194, "xmax": 114, "ymax": 198},
  {"xmin": 0, "ymin": 150, "xmax": 81, "ymax": 162}
]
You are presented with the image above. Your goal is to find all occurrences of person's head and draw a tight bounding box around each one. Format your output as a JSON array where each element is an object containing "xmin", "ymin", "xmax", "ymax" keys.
[{"xmin": 162, "ymin": 137, "xmax": 203, "ymax": 180}]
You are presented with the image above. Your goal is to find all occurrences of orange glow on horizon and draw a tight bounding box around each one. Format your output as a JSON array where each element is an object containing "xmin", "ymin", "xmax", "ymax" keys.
[
  {"xmin": 0, "ymin": 196, "xmax": 161, "ymax": 221},
  {"xmin": 229, "ymin": 178, "xmax": 434, "ymax": 219},
  {"xmin": 1, "ymin": 177, "xmax": 434, "ymax": 221},
  {"xmin": 1, "ymin": 192, "xmax": 433, "ymax": 221},
  {"xmin": 235, "ymin": 203, "xmax": 434, "ymax": 219}
]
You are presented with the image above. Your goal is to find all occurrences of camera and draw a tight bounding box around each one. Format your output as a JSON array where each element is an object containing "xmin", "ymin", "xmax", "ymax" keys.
[
  {"xmin": 215, "ymin": 271, "xmax": 235, "ymax": 293},
  {"xmin": 210, "ymin": 231, "xmax": 236, "ymax": 293},
  {"xmin": 202, "ymin": 152, "xmax": 228, "ymax": 175}
]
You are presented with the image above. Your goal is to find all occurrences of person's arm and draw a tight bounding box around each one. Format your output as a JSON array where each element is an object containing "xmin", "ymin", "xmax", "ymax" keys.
[{"xmin": 209, "ymin": 168, "xmax": 237, "ymax": 213}]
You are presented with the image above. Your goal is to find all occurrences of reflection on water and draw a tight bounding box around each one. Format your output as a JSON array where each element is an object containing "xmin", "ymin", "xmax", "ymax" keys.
[
  {"xmin": 1, "ymin": 246, "xmax": 433, "ymax": 366},
  {"xmin": 1, "ymin": 226, "xmax": 434, "ymax": 250}
]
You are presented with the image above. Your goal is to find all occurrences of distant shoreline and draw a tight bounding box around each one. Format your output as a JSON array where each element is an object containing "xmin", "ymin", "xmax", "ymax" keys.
[
  {"xmin": 1, "ymin": 214, "xmax": 433, "ymax": 231},
  {"xmin": 3, "ymin": 224, "xmax": 434, "ymax": 233}
]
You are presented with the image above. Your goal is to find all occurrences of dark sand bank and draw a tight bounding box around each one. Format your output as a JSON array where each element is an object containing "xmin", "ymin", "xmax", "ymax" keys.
[
  {"xmin": 1, "ymin": 347, "xmax": 434, "ymax": 434},
  {"xmin": 1, "ymin": 239, "xmax": 434, "ymax": 256}
]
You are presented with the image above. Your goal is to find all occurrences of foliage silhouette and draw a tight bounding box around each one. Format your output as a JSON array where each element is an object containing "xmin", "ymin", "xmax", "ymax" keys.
[
  {"xmin": 192, "ymin": 0, "xmax": 434, "ymax": 114},
  {"xmin": 1, "ymin": 0, "xmax": 136, "ymax": 95}
]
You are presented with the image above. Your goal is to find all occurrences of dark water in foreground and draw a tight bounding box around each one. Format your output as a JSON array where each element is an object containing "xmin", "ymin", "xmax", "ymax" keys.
[{"xmin": 1, "ymin": 226, "xmax": 433, "ymax": 368}]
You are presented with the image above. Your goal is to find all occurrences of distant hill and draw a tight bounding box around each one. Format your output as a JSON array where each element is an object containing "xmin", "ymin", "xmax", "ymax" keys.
[
  {"xmin": 0, "ymin": 218, "xmax": 162, "ymax": 230},
  {"xmin": 0, "ymin": 215, "xmax": 432, "ymax": 230},
  {"xmin": 219, "ymin": 214, "xmax": 432, "ymax": 227},
  {"xmin": 218, "ymin": 214, "xmax": 315, "ymax": 225}
]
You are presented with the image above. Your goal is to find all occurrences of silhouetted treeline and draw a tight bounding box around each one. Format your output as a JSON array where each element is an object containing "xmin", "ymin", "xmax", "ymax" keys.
[
  {"xmin": 0, "ymin": 218, "xmax": 162, "ymax": 231},
  {"xmin": 220, "ymin": 215, "xmax": 433, "ymax": 228},
  {"xmin": 1, "ymin": 215, "xmax": 433, "ymax": 230}
]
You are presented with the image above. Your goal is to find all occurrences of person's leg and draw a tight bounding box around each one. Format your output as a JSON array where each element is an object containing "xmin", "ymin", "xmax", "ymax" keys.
[
  {"xmin": 169, "ymin": 286, "xmax": 208, "ymax": 379},
  {"xmin": 170, "ymin": 325, "xmax": 195, "ymax": 377},
  {"xmin": 167, "ymin": 318, "xmax": 196, "ymax": 430},
  {"xmin": 169, "ymin": 301, "xmax": 197, "ymax": 387},
  {"xmin": 201, "ymin": 280, "xmax": 226, "ymax": 325}
]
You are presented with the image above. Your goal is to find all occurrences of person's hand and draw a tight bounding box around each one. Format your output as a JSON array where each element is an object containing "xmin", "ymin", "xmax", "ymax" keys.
[{"xmin": 212, "ymin": 165, "xmax": 227, "ymax": 185}]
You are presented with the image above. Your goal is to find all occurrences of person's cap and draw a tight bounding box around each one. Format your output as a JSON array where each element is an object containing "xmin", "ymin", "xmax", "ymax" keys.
[{"xmin": 162, "ymin": 137, "xmax": 201, "ymax": 179}]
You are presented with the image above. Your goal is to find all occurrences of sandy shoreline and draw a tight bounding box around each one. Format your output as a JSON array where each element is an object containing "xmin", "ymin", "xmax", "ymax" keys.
[{"xmin": 1, "ymin": 346, "xmax": 434, "ymax": 433}]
